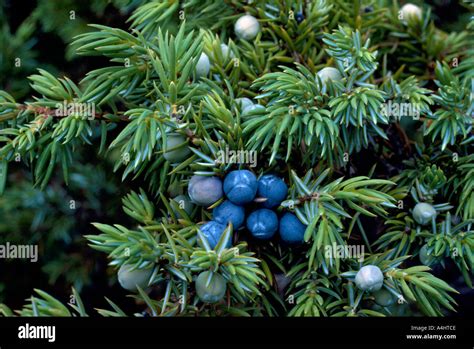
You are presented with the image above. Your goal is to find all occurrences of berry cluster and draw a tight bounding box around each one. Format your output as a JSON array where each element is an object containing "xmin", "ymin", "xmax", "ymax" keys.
[
  {"xmin": 186, "ymin": 170, "xmax": 311, "ymax": 303},
  {"xmin": 188, "ymin": 170, "xmax": 308, "ymax": 250}
]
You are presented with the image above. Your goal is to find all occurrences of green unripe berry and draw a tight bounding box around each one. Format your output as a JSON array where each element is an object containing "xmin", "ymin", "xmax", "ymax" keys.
[
  {"xmin": 373, "ymin": 288, "xmax": 395, "ymax": 307},
  {"xmin": 167, "ymin": 179, "xmax": 182, "ymax": 198},
  {"xmin": 195, "ymin": 271, "xmax": 227, "ymax": 303},
  {"xmin": 412, "ymin": 202, "xmax": 437, "ymax": 226},
  {"xmin": 419, "ymin": 244, "xmax": 436, "ymax": 266},
  {"xmin": 171, "ymin": 194, "xmax": 194, "ymax": 218},
  {"xmin": 117, "ymin": 264, "xmax": 153, "ymax": 292},
  {"xmin": 163, "ymin": 134, "xmax": 191, "ymax": 163}
]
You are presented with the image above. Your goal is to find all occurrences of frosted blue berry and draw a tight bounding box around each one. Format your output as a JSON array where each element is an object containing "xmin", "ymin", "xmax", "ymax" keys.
[
  {"xmin": 257, "ymin": 174, "xmax": 288, "ymax": 208},
  {"xmin": 188, "ymin": 175, "xmax": 223, "ymax": 206},
  {"xmin": 199, "ymin": 221, "xmax": 231, "ymax": 249},
  {"xmin": 195, "ymin": 271, "xmax": 227, "ymax": 303},
  {"xmin": 355, "ymin": 265, "xmax": 384, "ymax": 292},
  {"xmin": 213, "ymin": 200, "xmax": 245, "ymax": 229},
  {"xmin": 223, "ymin": 170, "xmax": 257, "ymax": 205},
  {"xmin": 279, "ymin": 212, "xmax": 306, "ymax": 244},
  {"xmin": 246, "ymin": 209, "xmax": 278, "ymax": 240}
]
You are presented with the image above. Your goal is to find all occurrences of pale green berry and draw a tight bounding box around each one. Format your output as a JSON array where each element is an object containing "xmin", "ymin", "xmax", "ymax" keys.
[
  {"xmin": 419, "ymin": 244, "xmax": 436, "ymax": 266},
  {"xmin": 220, "ymin": 43, "xmax": 235, "ymax": 60},
  {"xmin": 412, "ymin": 202, "xmax": 437, "ymax": 226},
  {"xmin": 242, "ymin": 103, "xmax": 265, "ymax": 115},
  {"xmin": 196, "ymin": 52, "xmax": 210, "ymax": 78},
  {"xmin": 355, "ymin": 265, "xmax": 384, "ymax": 292},
  {"xmin": 373, "ymin": 288, "xmax": 395, "ymax": 307},
  {"xmin": 234, "ymin": 15, "xmax": 260, "ymax": 40},
  {"xmin": 195, "ymin": 271, "xmax": 227, "ymax": 303},
  {"xmin": 163, "ymin": 134, "xmax": 191, "ymax": 163},
  {"xmin": 117, "ymin": 264, "xmax": 153, "ymax": 292},
  {"xmin": 317, "ymin": 67, "xmax": 342, "ymax": 83},
  {"xmin": 235, "ymin": 97, "xmax": 254, "ymax": 111},
  {"xmin": 171, "ymin": 194, "xmax": 194, "ymax": 218},
  {"xmin": 400, "ymin": 3, "xmax": 422, "ymax": 22}
]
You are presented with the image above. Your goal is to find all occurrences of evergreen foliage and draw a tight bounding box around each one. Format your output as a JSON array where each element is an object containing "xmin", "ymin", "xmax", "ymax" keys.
[{"xmin": 0, "ymin": 0, "xmax": 472, "ymax": 317}]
